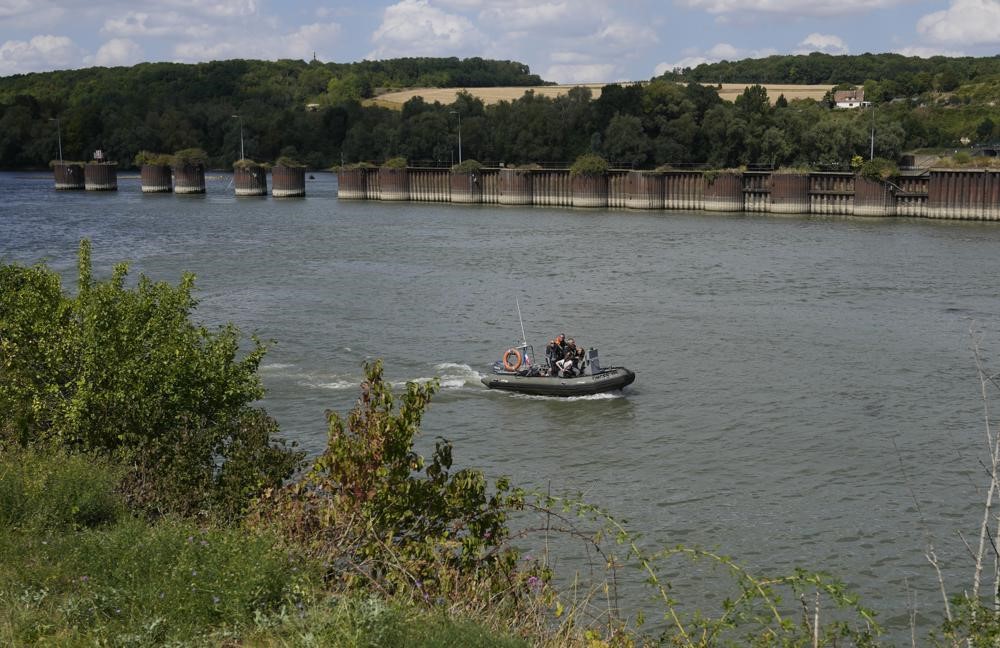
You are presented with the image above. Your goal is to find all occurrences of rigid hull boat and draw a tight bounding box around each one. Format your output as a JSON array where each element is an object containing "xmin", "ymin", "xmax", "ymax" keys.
[{"xmin": 481, "ymin": 344, "xmax": 635, "ymax": 397}]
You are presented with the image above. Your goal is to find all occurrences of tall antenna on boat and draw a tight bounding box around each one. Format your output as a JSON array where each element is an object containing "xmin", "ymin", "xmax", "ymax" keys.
[{"xmin": 516, "ymin": 297, "xmax": 527, "ymax": 347}]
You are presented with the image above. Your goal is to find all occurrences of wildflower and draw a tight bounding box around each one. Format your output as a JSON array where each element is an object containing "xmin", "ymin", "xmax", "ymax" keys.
[
  {"xmin": 200, "ymin": 540, "xmax": 208, "ymax": 547},
  {"xmin": 191, "ymin": 570, "xmax": 197, "ymax": 576},
  {"xmin": 79, "ymin": 576, "xmax": 89, "ymax": 582},
  {"xmin": 187, "ymin": 536, "xmax": 194, "ymax": 543},
  {"xmin": 212, "ymin": 596, "xmax": 220, "ymax": 605},
  {"xmin": 527, "ymin": 575, "xmax": 541, "ymax": 592}
]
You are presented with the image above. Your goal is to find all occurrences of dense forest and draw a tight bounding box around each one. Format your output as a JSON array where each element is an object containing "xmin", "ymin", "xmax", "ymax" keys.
[{"xmin": 1, "ymin": 54, "xmax": 999, "ymax": 170}]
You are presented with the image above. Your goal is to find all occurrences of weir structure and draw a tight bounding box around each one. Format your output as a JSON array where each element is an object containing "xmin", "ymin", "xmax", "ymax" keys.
[
  {"xmin": 233, "ymin": 162, "xmax": 268, "ymax": 196},
  {"xmin": 271, "ymin": 165, "xmax": 306, "ymax": 197},
  {"xmin": 84, "ymin": 162, "xmax": 118, "ymax": 191},
  {"xmin": 52, "ymin": 162, "xmax": 85, "ymax": 190},
  {"xmin": 140, "ymin": 164, "xmax": 173, "ymax": 193},
  {"xmin": 336, "ymin": 166, "xmax": 1000, "ymax": 221}
]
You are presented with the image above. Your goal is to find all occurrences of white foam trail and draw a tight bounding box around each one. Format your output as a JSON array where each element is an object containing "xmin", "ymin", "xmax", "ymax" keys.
[
  {"xmin": 502, "ymin": 391, "xmax": 625, "ymax": 402},
  {"xmin": 309, "ymin": 379, "xmax": 356, "ymax": 390},
  {"xmin": 390, "ymin": 363, "xmax": 485, "ymax": 391},
  {"xmin": 260, "ymin": 362, "xmax": 295, "ymax": 370}
]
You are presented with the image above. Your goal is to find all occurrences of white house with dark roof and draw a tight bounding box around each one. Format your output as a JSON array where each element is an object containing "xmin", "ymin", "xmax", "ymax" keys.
[{"xmin": 834, "ymin": 89, "xmax": 869, "ymax": 109}]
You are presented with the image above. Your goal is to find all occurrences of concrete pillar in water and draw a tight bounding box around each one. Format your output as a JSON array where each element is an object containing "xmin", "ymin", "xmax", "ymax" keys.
[
  {"xmin": 450, "ymin": 171, "xmax": 482, "ymax": 203},
  {"xmin": 572, "ymin": 173, "xmax": 608, "ymax": 208},
  {"xmin": 624, "ymin": 171, "xmax": 664, "ymax": 209},
  {"xmin": 52, "ymin": 162, "xmax": 84, "ymax": 190},
  {"xmin": 703, "ymin": 171, "xmax": 743, "ymax": 212},
  {"xmin": 84, "ymin": 162, "xmax": 118, "ymax": 191},
  {"xmin": 174, "ymin": 163, "xmax": 206, "ymax": 194},
  {"xmin": 336, "ymin": 168, "xmax": 369, "ymax": 199},
  {"xmin": 741, "ymin": 173, "xmax": 768, "ymax": 213},
  {"xmin": 271, "ymin": 166, "xmax": 306, "ymax": 197},
  {"xmin": 768, "ymin": 173, "xmax": 810, "ymax": 214},
  {"xmin": 499, "ymin": 168, "xmax": 533, "ymax": 205},
  {"xmin": 853, "ymin": 176, "xmax": 896, "ymax": 217},
  {"xmin": 378, "ymin": 167, "xmax": 410, "ymax": 201},
  {"xmin": 141, "ymin": 164, "xmax": 172, "ymax": 193},
  {"xmin": 234, "ymin": 163, "xmax": 267, "ymax": 196}
]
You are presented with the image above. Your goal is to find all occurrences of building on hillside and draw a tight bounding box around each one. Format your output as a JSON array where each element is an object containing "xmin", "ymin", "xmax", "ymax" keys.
[{"xmin": 834, "ymin": 89, "xmax": 869, "ymax": 109}]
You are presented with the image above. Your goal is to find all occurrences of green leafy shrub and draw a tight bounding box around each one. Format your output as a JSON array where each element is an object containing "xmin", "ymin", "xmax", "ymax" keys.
[
  {"xmin": 255, "ymin": 361, "xmax": 525, "ymax": 599},
  {"xmin": 48, "ymin": 160, "xmax": 85, "ymax": 168},
  {"xmin": 275, "ymin": 156, "xmax": 305, "ymax": 168},
  {"xmin": 172, "ymin": 148, "xmax": 208, "ymax": 167},
  {"xmin": 134, "ymin": 151, "xmax": 172, "ymax": 167},
  {"xmin": 382, "ymin": 156, "xmax": 408, "ymax": 169},
  {"xmin": 0, "ymin": 241, "xmax": 303, "ymax": 520},
  {"xmin": 450, "ymin": 159, "xmax": 483, "ymax": 173},
  {"xmin": 233, "ymin": 158, "xmax": 270, "ymax": 169},
  {"xmin": 569, "ymin": 153, "xmax": 609, "ymax": 176},
  {"xmin": 858, "ymin": 157, "xmax": 899, "ymax": 181}
]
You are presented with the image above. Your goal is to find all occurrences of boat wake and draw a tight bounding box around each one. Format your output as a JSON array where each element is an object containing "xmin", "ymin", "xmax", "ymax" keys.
[
  {"xmin": 261, "ymin": 361, "xmax": 484, "ymax": 392},
  {"xmin": 506, "ymin": 391, "xmax": 626, "ymax": 402}
]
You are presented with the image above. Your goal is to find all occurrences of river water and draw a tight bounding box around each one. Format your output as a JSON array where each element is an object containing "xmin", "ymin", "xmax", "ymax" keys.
[{"xmin": 4, "ymin": 170, "xmax": 1000, "ymax": 640}]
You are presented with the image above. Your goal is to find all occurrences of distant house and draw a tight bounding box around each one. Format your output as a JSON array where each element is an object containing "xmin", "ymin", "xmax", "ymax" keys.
[
  {"xmin": 306, "ymin": 103, "xmax": 320, "ymax": 112},
  {"xmin": 834, "ymin": 89, "xmax": 869, "ymax": 109}
]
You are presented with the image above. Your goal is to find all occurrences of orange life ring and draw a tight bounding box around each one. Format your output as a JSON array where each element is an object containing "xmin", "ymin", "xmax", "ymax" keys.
[{"xmin": 502, "ymin": 348, "xmax": 523, "ymax": 371}]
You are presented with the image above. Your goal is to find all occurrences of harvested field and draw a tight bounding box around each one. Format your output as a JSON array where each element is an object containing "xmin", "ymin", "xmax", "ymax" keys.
[{"xmin": 369, "ymin": 83, "xmax": 832, "ymax": 109}]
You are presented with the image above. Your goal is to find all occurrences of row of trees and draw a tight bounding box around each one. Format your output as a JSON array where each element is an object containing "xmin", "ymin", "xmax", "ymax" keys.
[
  {"xmin": 663, "ymin": 52, "xmax": 1000, "ymax": 95},
  {"xmin": 1, "ymin": 55, "xmax": 999, "ymax": 171}
]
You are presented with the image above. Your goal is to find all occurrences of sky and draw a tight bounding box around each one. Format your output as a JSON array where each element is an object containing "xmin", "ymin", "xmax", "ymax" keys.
[{"xmin": 0, "ymin": 0, "xmax": 998, "ymax": 83}]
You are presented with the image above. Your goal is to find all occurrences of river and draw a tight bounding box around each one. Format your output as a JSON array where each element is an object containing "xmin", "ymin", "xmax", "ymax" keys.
[{"xmin": 4, "ymin": 170, "xmax": 1000, "ymax": 641}]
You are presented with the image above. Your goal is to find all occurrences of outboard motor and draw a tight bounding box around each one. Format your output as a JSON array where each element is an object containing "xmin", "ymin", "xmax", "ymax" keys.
[{"xmin": 586, "ymin": 348, "xmax": 601, "ymax": 375}]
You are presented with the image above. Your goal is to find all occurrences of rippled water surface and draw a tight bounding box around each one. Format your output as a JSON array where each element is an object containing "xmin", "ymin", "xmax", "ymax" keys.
[{"xmin": 5, "ymin": 170, "xmax": 1000, "ymax": 639}]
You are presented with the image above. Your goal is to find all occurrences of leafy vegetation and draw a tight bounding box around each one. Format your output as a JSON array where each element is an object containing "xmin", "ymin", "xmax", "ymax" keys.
[
  {"xmin": 569, "ymin": 153, "xmax": 609, "ymax": 176},
  {"xmin": 0, "ymin": 240, "xmax": 302, "ymax": 520},
  {"xmin": 4, "ymin": 54, "xmax": 1000, "ymax": 170},
  {"xmin": 8, "ymin": 242, "xmax": 1000, "ymax": 645}
]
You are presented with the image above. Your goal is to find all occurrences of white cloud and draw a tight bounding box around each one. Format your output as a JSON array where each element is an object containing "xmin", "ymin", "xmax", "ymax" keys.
[
  {"xmin": 103, "ymin": 11, "xmax": 215, "ymax": 39},
  {"xmin": 544, "ymin": 63, "xmax": 616, "ymax": 84},
  {"xmin": 161, "ymin": 0, "xmax": 258, "ymax": 18},
  {"xmin": 0, "ymin": 0, "xmax": 35, "ymax": 19},
  {"xmin": 916, "ymin": 0, "xmax": 1000, "ymax": 45},
  {"xmin": 794, "ymin": 32, "xmax": 848, "ymax": 54},
  {"xmin": 172, "ymin": 20, "xmax": 342, "ymax": 62},
  {"xmin": 653, "ymin": 42, "xmax": 775, "ymax": 75},
  {"xmin": 595, "ymin": 21, "xmax": 658, "ymax": 50},
  {"xmin": 370, "ymin": 0, "xmax": 485, "ymax": 58},
  {"xmin": 677, "ymin": 0, "xmax": 904, "ymax": 16},
  {"xmin": 93, "ymin": 37, "xmax": 142, "ymax": 66},
  {"xmin": 0, "ymin": 34, "xmax": 83, "ymax": 75},
  {"xmin": 896, "ymin": 44, "xmax": 967, "ymax": 57}
]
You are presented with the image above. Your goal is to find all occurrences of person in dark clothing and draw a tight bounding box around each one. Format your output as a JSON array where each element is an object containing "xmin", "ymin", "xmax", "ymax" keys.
[{"xmin": 545, "ymin": 339, "xmax": 561, "ymax": 375}]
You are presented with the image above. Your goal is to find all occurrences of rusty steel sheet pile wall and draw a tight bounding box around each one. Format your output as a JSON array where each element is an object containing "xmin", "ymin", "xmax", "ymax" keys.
[
  {"xmin": 533, "ymin": 170, "xmax": 572, "ymax": 207},
  {"xmin": 140, "ymin": 164, "xmax": 172, "ymax": 193},
  {"xmin": 896, "ymin": 175, "xmax": 928, "ymax": 217},
  {"xmin": 742, "ymin": 173, "xmax": 769, "ymax": 213},
  {"xmin": 663, "ymin": 171, "xmax": 704, "ymax": 210},
  {"xmin": 572, "ymin": 174, "xmax": 609, "ymax": 208},
  {"xmin": 173, "ymin": 164, "xmax": 206, "ymax": 194},
  {"xmin": 607, "ymin": 171, "xmax": 628, "ymax": 209},
  {"xmin": 449, "ymin": 171, "xmax": 482, "ymax": 203},
  {"xmin": 336, "ymin": 168, "xmax": 368, "ymax": 199},
  {"xmin": 271, "ymin": 166, "xmax": 306, "ymax": 197},
  {"xmin": 809, "ymin": 173, "xmax": 853, "ymax": 215},
  {"xmin": 234, "ymin": 165, "xmax": 267, "ymax": 196},
  {"xmin": 929, "ymin": 170, "xmax": 1000, "ymax": 220},
  {"xmin": 768, "ymin": 173, "xmax": 810, "ymax": 214},
  {"xmin": 853, "ymin": 176, "xmax": 896, "ymax": 217},
  {"xmin": 703, "ymin": 172, "xmax": 744, "ymax": 212},
  {"xmin": 410, "ymin": 169, "xmax": 450, "ymax": 202},
  {"xmin": 333, "ymin": 165, "xmax": 1000, "ymax": 222},
  {"xmin": 84, "ymin": 163, "xmax": 118, "ymax": 191},
  {"xmin": 52, "ymin": 163, "xmax": 85, "ymax": 190},
  {"xmin": 499, "ymin": 168, "xmax": 532, "ymax": 205},
  {"xmin": 378, "ymin": 168, "xmax": 410, "ymax": 201},
  {"xmin": 624, "ymin": 171, "xmax": 664, "ymax": 210}
]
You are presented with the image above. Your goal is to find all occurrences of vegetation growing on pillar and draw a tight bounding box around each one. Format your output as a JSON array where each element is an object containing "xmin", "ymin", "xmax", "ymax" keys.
[{"xmin": 569, "ymin": 153, "xmax": 609, "ymax": 176}]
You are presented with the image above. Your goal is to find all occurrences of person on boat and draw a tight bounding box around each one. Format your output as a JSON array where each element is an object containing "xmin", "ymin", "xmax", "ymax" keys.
[{"xmin": 545, "ymin": 339, "xmax": 561, "ymax": 373}]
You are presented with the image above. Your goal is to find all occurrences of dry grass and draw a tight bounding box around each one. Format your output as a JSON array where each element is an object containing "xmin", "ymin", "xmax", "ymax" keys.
[{"xmin": 369, "ymin": 82, "xmax": 832, "ymax": 109}]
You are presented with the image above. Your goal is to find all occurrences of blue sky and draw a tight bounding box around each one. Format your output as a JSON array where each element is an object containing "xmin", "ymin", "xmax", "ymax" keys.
[{"xmin": 0, "ymin": 0, "xmax": 997, "ymax": 82}]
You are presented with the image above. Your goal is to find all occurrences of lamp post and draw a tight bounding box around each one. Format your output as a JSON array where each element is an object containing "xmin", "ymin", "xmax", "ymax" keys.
[
  {"xmin": 232, "ymin": 114, "xmax": 244, "ymax": 160},
  {"xmin": 869, "ymin": 103, "xmax": 876, "ymax": 161},
  {"xmin": 450, "ymin": 110, "xmax": 462, "ymax": 164},
  {"xmin": 49, "ymin": 117, "xmax": 62, "ymax": 162}
]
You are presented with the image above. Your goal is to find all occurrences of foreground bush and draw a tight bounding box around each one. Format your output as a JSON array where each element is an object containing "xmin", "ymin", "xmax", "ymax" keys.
[{"xmin": 0, "ymin": 241, "xmax": 303, "ymax": 519}]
